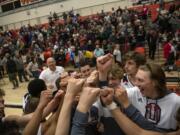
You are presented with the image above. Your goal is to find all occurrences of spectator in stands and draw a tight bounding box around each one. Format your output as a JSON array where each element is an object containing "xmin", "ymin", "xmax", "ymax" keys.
[
  {"xmin": 94, "ymin": 45, "xmax": 104, "ymax": 59},
  {"xmin": 43, "ymin": 48, "xmax": 53, "ymax": 62},
  {"xmin": 113, "ymin": 44, "xmax": 122, "ymax": 66},
  {"xmin": 142, "ymin": 4, "xmax": 148, "ymax": 20},
  {"xmin": 146, "ymin": 29, "xmax": 158, "ymax": 60},
  {"xmin": 26, "ymin": 57, "xmax": 41, "ymax": 78}
]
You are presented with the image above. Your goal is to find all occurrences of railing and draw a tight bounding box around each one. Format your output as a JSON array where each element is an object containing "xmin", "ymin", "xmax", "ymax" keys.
[{"xmin": 5, "ymin": 103, "xmax": 22, "ymax": 109}]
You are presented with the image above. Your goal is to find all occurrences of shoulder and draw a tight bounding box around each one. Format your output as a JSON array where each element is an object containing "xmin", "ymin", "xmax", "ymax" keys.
[
  {"xmin": 160, "ymin": 93, "xmax": 180, "ymax": 105},
  {"xmin": 39, "ymin": 69, "xmax": 49, "ymax": 78},
  {"xmin": 56, "ymin": 66, "xmax": 64, "ymax": 71},
  {"xmin": 40, "ymin": 68, "xmax": 49, "ymax": 74}
]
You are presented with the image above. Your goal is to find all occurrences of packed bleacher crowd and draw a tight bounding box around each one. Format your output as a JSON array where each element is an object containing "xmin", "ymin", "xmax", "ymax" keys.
[{"xmin": 0, "ymin": 2, "xmax": 180, "ymax": 135}]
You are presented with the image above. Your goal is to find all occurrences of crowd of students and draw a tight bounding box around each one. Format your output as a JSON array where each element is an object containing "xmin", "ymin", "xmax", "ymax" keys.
[{"xmin": 0, "ymin": 1, "xmax": 180, "ymax": 135}]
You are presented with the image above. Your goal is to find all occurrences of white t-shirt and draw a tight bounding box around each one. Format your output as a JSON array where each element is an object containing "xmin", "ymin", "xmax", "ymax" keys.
[
  {"xmin": 113, "ymin": 49, "xmax": 121, "ymax": 62},
  {"xmin": 121, "ymin": 74, "xmax": 135, "ymax": 89},
  {"xmin": 39, "ymin": 66, "xmax": 64, "ymax": 91},
  {"xmin": 127, "ymin": 87, "xmax": 180, "ymax": 130}
]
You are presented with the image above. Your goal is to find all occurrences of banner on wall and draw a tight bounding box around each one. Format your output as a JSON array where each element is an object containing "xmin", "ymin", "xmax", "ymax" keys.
[{"xmin": 20, "ymin": 0, "xmax": 44, "ymax": 6}]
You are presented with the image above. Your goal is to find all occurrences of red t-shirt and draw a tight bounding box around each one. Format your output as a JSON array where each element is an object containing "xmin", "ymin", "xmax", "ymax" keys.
[{"xmin": 163, "ymin": 42, "xmax": 171, "ymax": 59}]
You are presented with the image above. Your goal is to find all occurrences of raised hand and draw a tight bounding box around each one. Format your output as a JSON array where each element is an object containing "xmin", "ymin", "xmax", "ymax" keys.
[
  {"xmin": 38, "ymin": 90, "xmax": 53, "ymax": 109},
  {"xmin": 53, "ymin": 90, "xmax": 64, "ymax": 101},
  {"xmin": 96, "ymin": 53, "xmax": 113, "ymax": 73},
  {"xmin": 100, "ymin": 87, "xmax": 114, "ymax": 106},
  {"xmin": 114, "ymin": 87, "xmax": 130, "ymax": 108},
  {"xmin": 85, "ymin": 70, "xmax": 99, "ymax": 87},
  {"xmin": 60, "ymin": 72, "xmax": 72, "ymax": 91},
  {"xmin": 66, "ymin": 78, "xmax": 85, "ymax": 97},
  {"xmin": 77, "ymin": 87, "xmax": 101, "ymax": 113}
]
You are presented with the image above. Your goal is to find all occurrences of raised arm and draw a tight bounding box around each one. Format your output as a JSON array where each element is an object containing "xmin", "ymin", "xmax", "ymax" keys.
[
  {"xmin": 111, "ymin": 108, "xmax": 161, "ymax": 135},
  {"xmin": 3, "ymin": 113, "xmax": 33, "ymax": 128},
  {"xmin": 71, "ymin": 87, "xmax": 100, "ymax": 135},
  {"xmin": 55, "ymin": 78, "xmax": 85, "ymax": 135},
  {"xmin": 97, "ymin": 53, "xmax": 113, "ymax": 82},
  {"xmin": 41, "ymin": 90, "xmax": 65, "ymax": 135},
  {"xmin": 100, "ymin": 88, "xmax": 162, "ymax": 135}
]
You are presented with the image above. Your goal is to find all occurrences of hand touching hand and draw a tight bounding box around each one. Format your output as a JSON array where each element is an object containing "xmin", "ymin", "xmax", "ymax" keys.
[
  {"xmin": 66, "ymin": 78, "xmax": 85, "ymax": 97},
  {"xmin": 114, "ymin": 87, "xmax": 130, "ymax": 108},
  {"xmin": 96, "ymin": 53, "xmax": 113, "ymax": 73},
  {"xmin": 53, "ymin": 90, "xmax": 64, "ymax": 101},
  {"xmin": 77, "ymin": 87, "xmax": 101, "ymax": 113},
  {"xmin": 38, "ymin": 90, "xmax": 53, "ymax": 109},
  {"xmin": 60, "ymin": 73, "xmax": 72, "ymax": 91},
  {"xmin": 85, "ymin": 70, "xmax": 99, "ymax": 87},
  {"xmin": 100, "ymin": 87, "xmax": 114, "ymax": 106}
]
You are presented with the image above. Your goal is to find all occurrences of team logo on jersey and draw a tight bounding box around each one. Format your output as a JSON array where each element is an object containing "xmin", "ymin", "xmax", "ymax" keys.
[{"xmin": 145, "ymin": 103, "xmax": 161, "ymax": 124}]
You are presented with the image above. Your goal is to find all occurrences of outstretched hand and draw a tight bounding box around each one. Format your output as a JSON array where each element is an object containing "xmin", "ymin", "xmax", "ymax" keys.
[
  {"xmin": 66, "ymin": 78, "xmax": 85, "ymax": 97},
  {"xmin": 77, "ymin": 87, "xmax": 101, "ymax": 113},
  {"xmin": 38, "ymin": 90, "xmax": 53, "ymax": 109},
  {"xmin": 114, "ymin": 87, "xmax": 130, "ymax": 108},
  {"xmin": 100, "ymin": 87, "xmax": 114, "ymax": 106},
  {"xmin": 53, "ymin": 90, "xmax": 64, "ymax": 101},
  {"xmin": 85, "ymin": 70, "xmax": 99, "ymax": 87},
  {"xmin": 96, "ymin": 53, "xmax": 113, "ymax": 73}
]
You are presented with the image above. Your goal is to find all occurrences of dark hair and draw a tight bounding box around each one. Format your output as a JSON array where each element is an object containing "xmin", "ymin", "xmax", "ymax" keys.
[
  {"xmin": 24, "ymin": 96, "xmax": 40, "ymax": 114},
  {"xmin": 124, "ymin": 51, "xmax": 146, "ymax": 67},
  {"xmin": 28, "ymin": 79, "xmax": 47, "ymax": 97},
  {"xmin": 55, "ymin": 77, "xmax": 61, "ymax": 90},
  {"xmin": 80, "ymin": 61, "xmax": 91, "ymax": 69},
  {"xmin": 0, "ymin": 121, "xmax": 21, "ymax": 135},
  {"xmin": 109, "ymin": 64, "xmax": 124, "ymax": 80},
  {"xmin": 139, "ymin": 63, "xmax": 167, "ymax": 97}
]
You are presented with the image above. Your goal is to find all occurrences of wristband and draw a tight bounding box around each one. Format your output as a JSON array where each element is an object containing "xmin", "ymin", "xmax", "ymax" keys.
[{"xmin": 107, "ymin": 102, "xmax": 118, "ymax": 110}]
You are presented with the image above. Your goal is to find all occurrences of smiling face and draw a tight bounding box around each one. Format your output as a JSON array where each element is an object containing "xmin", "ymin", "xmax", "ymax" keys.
[{"xmin": 135, "ymin": 69, "xmax": 157, "ymax": 98}]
